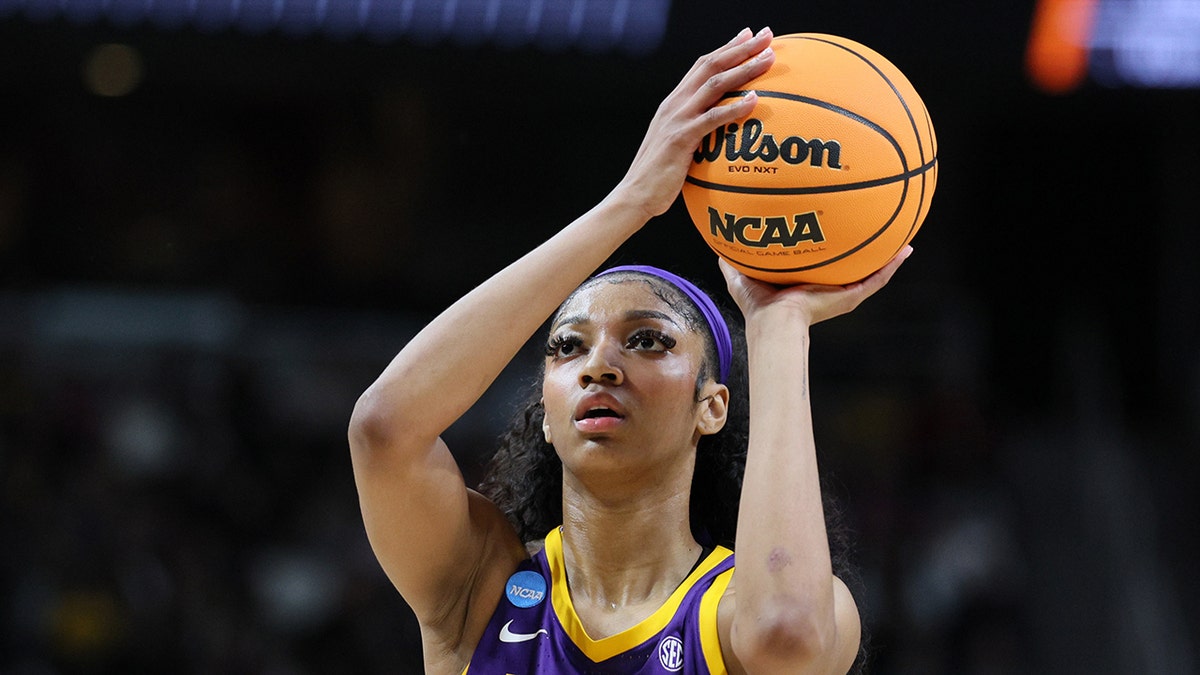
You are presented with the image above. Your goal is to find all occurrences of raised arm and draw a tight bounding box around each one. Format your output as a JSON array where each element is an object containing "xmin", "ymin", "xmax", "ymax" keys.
[
  {"xmin": 347, "ymin": 27, "xmax": 777, "ymax": 653},
  {"xmin": 718, "ymin": 248, "xmax": 912, "ymax": 674}
]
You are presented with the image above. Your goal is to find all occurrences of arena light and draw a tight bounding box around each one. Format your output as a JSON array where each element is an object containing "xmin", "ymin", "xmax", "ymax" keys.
[
  {"xmin": 82, "ymin": 43, "xmax": 145, "ymax": 97},
  {"xmin": 1, "ymin": 0, "xmax": 672, "ymax": 54},
  {"xmin": 1090, "ymin": 0, "xmax": 1200, "ymax": 88},
  {"xmin": 1027, "ymin": 0, "xmax": 1200, "ymax": 92}
]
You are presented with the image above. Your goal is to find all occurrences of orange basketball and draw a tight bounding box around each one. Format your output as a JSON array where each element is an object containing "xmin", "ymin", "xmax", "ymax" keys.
[{"xmin": 682, "ymin": 33, "xmax": 937, "ymax": 285}]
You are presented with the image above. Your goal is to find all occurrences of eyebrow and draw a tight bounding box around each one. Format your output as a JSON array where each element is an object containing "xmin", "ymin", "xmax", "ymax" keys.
[{"xmin": 551, "ymin": 309, "xmax": 681, "ymax": 332}]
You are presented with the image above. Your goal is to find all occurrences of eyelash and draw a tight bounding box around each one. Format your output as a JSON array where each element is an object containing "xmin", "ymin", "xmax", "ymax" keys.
[
  {"xmin": 545, "ymin": 329, "xmax": 677, "ymax": 358},
  {"xmin": 627, "ymin": 329, "xmax": 676, "ymax": 351},
  {"xmin": 545, "ymin": 334, "xmax": 583, "ymax": 358}
]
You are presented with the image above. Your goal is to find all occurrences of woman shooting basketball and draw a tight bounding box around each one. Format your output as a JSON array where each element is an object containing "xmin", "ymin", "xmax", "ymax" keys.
[{"xmin": 349, "ymin": 27, "xmax": 910, "ymax": 674}]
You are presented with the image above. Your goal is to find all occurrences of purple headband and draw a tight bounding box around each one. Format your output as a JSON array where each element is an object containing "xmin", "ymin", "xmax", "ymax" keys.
[{"xmin": 595, "ymin": 265, "xmax": 733, "ymax": 384}]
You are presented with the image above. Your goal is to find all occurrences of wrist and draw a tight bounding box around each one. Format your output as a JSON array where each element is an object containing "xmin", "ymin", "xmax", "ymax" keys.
[
  {"xmin": 606, "ymin": 171, "xmax": 678, "ymax": 224},
  {"xmin": 590, "ymin": 186, "xmax": 653, "ymax": 233},
  {"xmin": 745, "ymin": 303, "xmax": 815, "ymax": 341},
  {"xmin": 745, "ymin": 309, "xmax": 812, "ymax": 373}
]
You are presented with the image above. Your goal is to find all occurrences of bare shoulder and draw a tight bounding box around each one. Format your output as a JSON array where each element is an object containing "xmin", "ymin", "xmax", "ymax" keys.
[
  {"xmin": 715, "ymin": 575, "xmax": 747, "ymax": 675},
  {"xmin": 831, "ymin": 575, "xmax": 862, "ymax": 672}
]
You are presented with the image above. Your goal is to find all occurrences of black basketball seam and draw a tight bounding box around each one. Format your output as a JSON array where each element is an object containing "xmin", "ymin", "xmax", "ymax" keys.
[
  {"xmin": 688, "ymin": 155, "xmax": 937, "ymax": 273},
  {"xmin": 718, "ymin": 89, "xmax": 900, "ymax": 165},
  {"xmin": 913, "ymin": 106, "xmax": 937, "ymax": 229},
  {"xmin": 706, "ymin": 87, "xmax": 912, "ymax": 193},
  {"xmin": 684, "ymin": 156, "xmax": 936, "ymax": 195},
  {"xmin": 902, "ymin": 105, "xmax": 938, "ymax": 253},
  {"xmin": 714, "ymin": 168, "xmax": 910, "ymax": 276},
  {"xmin": 791, "ymin": 35, "xmax": 935, "ymax": 266},
  {"xmin": 792, "ymin": 34, "xmax": 930, "ymax": 168}
]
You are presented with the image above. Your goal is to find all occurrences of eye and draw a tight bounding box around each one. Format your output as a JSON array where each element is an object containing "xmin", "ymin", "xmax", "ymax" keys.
[
  {"xmin": 546, "ymin": 334, "xmax": 584, "ymax": 358},
  {"xmin": 627, "ymin": 329, "xmax": 676, "ymax": 352}
]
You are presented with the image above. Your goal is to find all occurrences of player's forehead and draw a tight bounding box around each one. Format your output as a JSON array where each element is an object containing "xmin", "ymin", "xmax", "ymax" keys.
[{"xmin": 552, "ymin": 276, "xmax": 688, "ymax": 331}]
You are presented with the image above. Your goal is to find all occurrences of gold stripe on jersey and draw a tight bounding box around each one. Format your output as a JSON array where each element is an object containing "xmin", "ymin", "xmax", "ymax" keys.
[{"xmin": 698, "ymin": 567, "xmax": 734, "ymax": 675}]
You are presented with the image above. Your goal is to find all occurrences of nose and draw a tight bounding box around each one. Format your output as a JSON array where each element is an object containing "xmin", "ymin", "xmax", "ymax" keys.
[{"xmin": 579, "ymin": 339, "xmax": 624, "ymax": 387}]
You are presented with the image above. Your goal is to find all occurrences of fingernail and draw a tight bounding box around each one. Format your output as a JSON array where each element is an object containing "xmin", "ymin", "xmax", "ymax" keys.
[
  {"xmin": 756, "ymin": 46, "xmax": 774, "ymax": 62},
  {"xmin": 756, "ymin": 26, "xmax": 772, "ymax": 38},
  {"xmin": 737, "ymin": 27, "xmax": 752, "ymax": 39}
]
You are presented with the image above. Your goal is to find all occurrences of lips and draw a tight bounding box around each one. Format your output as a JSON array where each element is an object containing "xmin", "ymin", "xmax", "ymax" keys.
[
  {"xmin": 573, "ymin": 393, "xmax": 626, "ymax": 421},
  {"xmin": 573, "ymin": 393, "xmax": 627, "ymax": 433}
]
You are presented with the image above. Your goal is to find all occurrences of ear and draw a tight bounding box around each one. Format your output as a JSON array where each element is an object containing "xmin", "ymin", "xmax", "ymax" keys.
[
  {"xmin": 696, "ymin": 384, "xmax": 730, "ymax": 436},
  {"xmin": 541, "ymin": 400, "xmax": 553, "ymax": 444}
]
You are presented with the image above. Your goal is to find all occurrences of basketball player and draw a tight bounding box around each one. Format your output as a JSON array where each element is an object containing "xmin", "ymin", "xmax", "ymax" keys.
[{"xmin": 349, "ymin": 26, "xmax": 910, "ymax": 674}]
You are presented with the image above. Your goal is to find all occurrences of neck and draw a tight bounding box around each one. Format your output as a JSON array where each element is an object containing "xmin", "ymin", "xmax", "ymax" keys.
[{"xmin": 559, "ymin": 474, "xmax": 702, "ymax": 612}]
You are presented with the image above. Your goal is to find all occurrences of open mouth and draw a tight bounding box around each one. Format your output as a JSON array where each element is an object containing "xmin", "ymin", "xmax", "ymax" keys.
[
  {"xmin": 578, "ymin": 408, "xmax": 622, "ymax": 420},
  {"xmin": 572, "ymin": 395, "xmax": 627, "ymax": 431}
]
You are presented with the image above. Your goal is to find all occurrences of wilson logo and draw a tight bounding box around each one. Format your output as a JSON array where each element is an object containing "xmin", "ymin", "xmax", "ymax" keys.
[
  {"xmin": 694, "ymin": 118, "xmax": 842, "ymax": 169},
  {"xmin": 708, "ymin": 207, "xmax": 826, "ymax": 248}
]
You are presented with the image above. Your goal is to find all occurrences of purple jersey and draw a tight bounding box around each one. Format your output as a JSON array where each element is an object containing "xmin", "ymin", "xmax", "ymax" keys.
[{"xmin": 464, "ymin": 527, "xmax": 735, "ymax": 674}]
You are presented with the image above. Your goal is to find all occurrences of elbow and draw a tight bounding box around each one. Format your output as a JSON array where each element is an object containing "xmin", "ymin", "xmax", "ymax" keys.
[
  {"xmin": 348, "ymin": 386, "xmax": 400, "ymax": 456},
  {"xmin": 732, "ymin": 598, "xmax": 837, "ymax": 671}
]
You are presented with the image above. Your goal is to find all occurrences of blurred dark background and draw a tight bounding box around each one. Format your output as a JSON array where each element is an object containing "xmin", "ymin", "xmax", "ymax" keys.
[{"xmin": 1, "ymin": 0, "xmax": 1197, "ymax": 673}]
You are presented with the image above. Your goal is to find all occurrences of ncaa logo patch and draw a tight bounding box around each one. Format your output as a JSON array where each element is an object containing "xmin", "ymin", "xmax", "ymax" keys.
[
  {"xmin": 505, "ymin": 570, "xmax": 547, "ymax": 609},
  {"xmin": 658, "ymin": 635, "xmax": 684, "ymax": 672}
]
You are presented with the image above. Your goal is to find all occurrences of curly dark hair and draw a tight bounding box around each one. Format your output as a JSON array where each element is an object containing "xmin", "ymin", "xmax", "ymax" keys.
[{"xmin": 477, "ymin": 270, "xmax": 870, "ymax": 672}]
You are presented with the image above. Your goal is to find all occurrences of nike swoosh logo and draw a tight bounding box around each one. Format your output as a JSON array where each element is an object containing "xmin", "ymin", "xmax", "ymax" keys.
[{"xmin": 498, "ymin": 619, "xmax": 549, "ymax": 643}]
